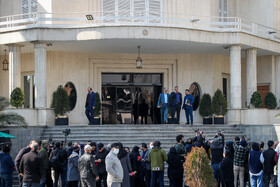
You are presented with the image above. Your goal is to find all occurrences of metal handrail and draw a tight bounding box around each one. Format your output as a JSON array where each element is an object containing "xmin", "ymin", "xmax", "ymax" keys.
[{"xmin": 0, "ymin": 11, "xmax": 279, "ymax": 42}]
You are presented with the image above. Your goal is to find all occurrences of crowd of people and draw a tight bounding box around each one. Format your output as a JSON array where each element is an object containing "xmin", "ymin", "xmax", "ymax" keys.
[{"xmin": 0, "ymin": 130, "xmax": 280, "ymax": 187}]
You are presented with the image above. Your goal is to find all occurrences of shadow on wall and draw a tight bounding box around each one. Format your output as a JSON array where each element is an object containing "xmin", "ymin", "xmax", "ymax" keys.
[
  {"xmin": 0, "ymin": 127, "xmax": 45, "ymax": 159},
  {"xmin": 239, "ymin": 124, "xmax": 280, "ymax": 149}
]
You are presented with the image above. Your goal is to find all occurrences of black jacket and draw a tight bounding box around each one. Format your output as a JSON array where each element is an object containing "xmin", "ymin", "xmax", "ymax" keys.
[
  {"xmin": 50, "ymin": 147, "xmax": 68, "ymax": 169},
  {"xmin": 96, "ymin": 149, "xmax": 110, "ymax": 174},
  {"xmin": 14, "ymin": 146, "xmax": 31, "ymax": 172},
  {"xmin": 211, "ymin": 138, "xmax": 224, "ymax": 165},
  {"xmin": 220, "ymin": 155, "xmax": 234, "ymax": 185},
  {"xmin": 19, "ymin": 150, "xmax": 44, "ymax": 183},
  {"xmin": 130, "ymin": 149, "xmax": 141, "ymax": 172},
  {"xmin": 170, "ymin": 92, "xmax": 182, "ymax": 107},
  {"xmin": 263, "ymin": 148, "xmax": 276, "ymax": 175},
  {"xmin": 167, "ymin": 147, "xmax": 183, "ymax": 178}
]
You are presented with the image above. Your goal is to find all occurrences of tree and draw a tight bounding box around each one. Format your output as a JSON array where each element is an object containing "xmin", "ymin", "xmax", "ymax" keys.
[
  {"xmin": 51, "ymin": 85, "xmax": 70, "ymax": 117},
  {"xmin": 211, "ymin": 89, "xmax": 227, "ymax": 116},
  {"xmin": 199, "ymin": 93, "xmax": 212, "ymax": 117},
  {"xmin": 184, "ymin": 147, "xmax": 217, "ymax": 187},
  {"xmin": 10, "ymin": 87, "xmax": 24, "ymax": 108},
  {"xmin": 265, "ymin": 92, "xmax": 277, "ymax": 109},
  {"xmin": 0, "ymin": 97, "xmax": 27, "ymax": 127},
  {"xmin": 94, "ymin": 92, "xmax": 101, "ymax": 117},
  {"xmin": 250, "ymin": 91, "xmax": 262, "ymax": 108}
]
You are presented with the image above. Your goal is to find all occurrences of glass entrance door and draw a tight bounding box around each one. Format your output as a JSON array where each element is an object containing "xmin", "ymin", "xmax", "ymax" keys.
[{"xmin": 102, "ymin": 86, "xmax": 161, "ymax": 124}]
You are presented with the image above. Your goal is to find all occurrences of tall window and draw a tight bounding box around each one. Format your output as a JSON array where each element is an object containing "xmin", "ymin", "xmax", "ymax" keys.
[
  {"xmin": 102, "ymin": 0, "xmax": 162, "ymax": 22},
  {"xmin": 21, "ymin": 0, "xmax": 37, "ymax": 18},
  {"xmin": 219, "ymin": 0, "xmax": 229, "ymax": 17},
  {"xmin": 22, "ymin": 74, "xmax": 35, "ymax": 108}
]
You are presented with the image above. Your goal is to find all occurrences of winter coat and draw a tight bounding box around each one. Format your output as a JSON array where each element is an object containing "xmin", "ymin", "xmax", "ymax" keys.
[
  {"xmin": 0, "ymin": 153, "xmax": 15, "ymax": 174},
  {"xmin": 148, "ymin": 147, "xmax": 168, "ymax": 171},
  {"xmin": 119, "ymin": 150, "xmax": 132, "ymax": 187},
  {"xmin": 38, "ymin": 140, "xmax": 49, "ymax": 170},
  {"xmin": 185, "ymin": 143, "xmax": 194, "ymax": 154},
  {"xmin": 174, "ymin": 143, "xmax": 186, "ymax": 155},
  {"xmin": 106, "ymin": 151, "xmax": 124, "ymax": 186},
  {"xmin": 78, "ymin": 152, "xmax": 98, "ymax": 180},
  {"xmin": 14, "ymin": 146, "xmax": 31, "ymax": 172},
  {"xmin": 263, "ymin": 148, "xmax": 276, "ymax": 175},
  {"xmin": 140, "ymin": 149, "xmax": 151, "ymax": 170},
  {"xmin": 67, "ymin": 152, "xmax": 80, "ymax": 182},
  {"xmin": 129, "ymin": 148, "xmax": 141, "ymax": 172},
  {"xmin": 220, "ymin": 155, "xmax": 234, "ymax": 186},
  {"xmin": 167, "ymin": 147, "xmax": 183, "ymax": 179},
  {"xmin": 96, "ymin": 148, "xmax": 110, "ymax": 175},
  {"xmin": 50, "ymin": 147, "xmax": 68, "ymax": 170},
  {"xmin": 19, "ymin": 150, "xmax": 44, "ymax": 183},
  {"xmin": 210, "ymin": 138, "xmax": 224, "ymax": 165}
]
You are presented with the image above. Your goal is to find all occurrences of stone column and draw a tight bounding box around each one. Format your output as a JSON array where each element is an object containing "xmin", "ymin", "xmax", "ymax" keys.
[
  {"xmin": 230, "ymin": 45, "xmax": 242, "ymax": 109},
  {"xmin": 246, "ymin": 48, "xmax": 257, "ymax": 107},
  {"xmin": 276, "ymin": 56, "xmax": 280, "ymax": 106},
  {"xmin": 8, "ymin": 44, "xmax": 23, "ymax": 97},
  {"xmin": 34, "ymin": 42, "xmax": 47, "ymax": 108}
]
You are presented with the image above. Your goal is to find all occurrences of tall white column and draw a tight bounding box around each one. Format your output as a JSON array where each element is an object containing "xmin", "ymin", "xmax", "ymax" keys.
[
  {"xmin": 246, "ymin": 48, "xmax": 257, "ymax": 107},
  {"xmin": 276, "ymin": 56, "xmax": 280, "ymax": 106},
  {"xmin": 230, "ymin": 45, "xmax": 242, "ymax": 109},
  {"xmin": 34, "ymin": 42, "xmax": 47, "ymax": 108},
  {"xmin": 8, "ymin": 44, "xmax": 23, "ymax": 97}
]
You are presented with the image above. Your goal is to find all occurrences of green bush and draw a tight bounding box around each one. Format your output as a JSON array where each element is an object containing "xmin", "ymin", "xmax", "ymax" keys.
[
  {"xmin": 199, "ymin": 93, "xmax": 212, "ymax": 117},
  {"xmin": 250, "ymin": 91, "xmax": 262, "ymax": 108},
  {"xmin": 51, "ymin": 85, "xmax": 70, "ymax": 117},
  {"xmin": 10, "ymin": 87, "xmax": 24, "ymax": 108},
  {"xmin": 211, "ymin": 89, "xmax": 227, "ymax": 116},
  {"xmin": 265, "ymin": 92, "xmax": 277, "ymax": 109},
  {"xmin": 94, "ymin": 92, "xmax": 101, "ymax": 117}
]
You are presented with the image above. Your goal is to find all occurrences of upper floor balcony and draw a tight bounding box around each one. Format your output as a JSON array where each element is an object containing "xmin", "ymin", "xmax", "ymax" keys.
[{"xmin": 0, "ymin": 11, "xmax": 280, "ymax": 44}]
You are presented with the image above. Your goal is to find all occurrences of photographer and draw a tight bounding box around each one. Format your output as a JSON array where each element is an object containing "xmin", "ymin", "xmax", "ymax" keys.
[
  {"xmin": 214, "ymin": 131, "xmax": 225, "ymax": 147},
  {"xmin": 193, "ymin": 129, "xmax": 204, "ymax": 147}
]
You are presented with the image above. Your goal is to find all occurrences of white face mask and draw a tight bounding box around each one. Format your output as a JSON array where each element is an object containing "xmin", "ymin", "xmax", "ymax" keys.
[
  {"xmin": 150, "ymin": 146, "xmax": 154, "ymax": 149},
  {"xmin": 113, "ymin": 148, "xmax": 119, "ymax": 155}
]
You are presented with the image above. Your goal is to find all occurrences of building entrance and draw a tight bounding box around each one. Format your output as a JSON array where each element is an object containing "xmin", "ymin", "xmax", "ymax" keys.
[{"xmin": 101, "ymin": 73, "xmax": 162, "ymax": 124}]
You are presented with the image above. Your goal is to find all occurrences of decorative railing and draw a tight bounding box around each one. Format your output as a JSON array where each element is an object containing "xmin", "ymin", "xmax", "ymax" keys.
[{"xmin": 0, "ymin": 11, "xmax": 280, "ymax": 42}]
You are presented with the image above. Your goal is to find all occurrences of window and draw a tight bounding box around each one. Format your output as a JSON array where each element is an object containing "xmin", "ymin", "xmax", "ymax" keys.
[
  {"xmin": 102, "ymin": 0, "xmax": 162, "ymax": 22},
  {"xmin": 22, "ymin": 74, "xmax": 35, "ymax": 108},
  {"xmin": 21, "ymin": 0, "xmax": 37, "ymax": 18},
  {"xmin": 219, "ymin": 0, "xmax": 228, "ymax": 22}
]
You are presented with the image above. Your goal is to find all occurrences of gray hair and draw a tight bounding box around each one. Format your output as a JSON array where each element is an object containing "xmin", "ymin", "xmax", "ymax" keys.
[
  {"xmin": 30, "ymin": 142, "xmax": 39, "ymax": 151},
  {"xmin": 84, "ymin": 145, "xmax": 92, "ymax": 151}
]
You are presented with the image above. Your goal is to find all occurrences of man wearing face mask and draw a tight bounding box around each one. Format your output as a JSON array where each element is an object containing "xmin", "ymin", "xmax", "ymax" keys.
[{"xmin": 105, "ymin": 143, "xmax": 124, "ymax": 187}]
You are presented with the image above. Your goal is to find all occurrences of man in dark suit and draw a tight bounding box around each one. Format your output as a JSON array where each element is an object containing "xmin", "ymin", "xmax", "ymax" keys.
[
  {"xmin": 170, "ymin": 86, "xmax": 182, "ymax": 124},
  {"xmin": 157, "ymin": 87, "xmax": 170, "ymax": 124},
  {"xmin": 85, "ymin": 87, "xmax": 96, "ymax": 125}
]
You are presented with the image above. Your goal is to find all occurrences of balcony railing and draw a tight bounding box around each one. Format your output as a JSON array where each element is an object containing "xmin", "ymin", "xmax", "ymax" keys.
[{"xmin": 0, "ymin": 11, "xmax": 280, "ymax": 42}]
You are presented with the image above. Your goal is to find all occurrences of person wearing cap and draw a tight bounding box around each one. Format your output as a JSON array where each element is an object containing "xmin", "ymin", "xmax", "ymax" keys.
[
  {"xmin": 105, "ymin": 143, "xmax": 123, "ymax": 187},
  {"xmin": 157, "ymin": 88, "xmax": 170, "ymax": 124},
  {"xmin": 233, "ymin": 137, "xmax": 251, "ymax": 187},
  {"xmin": 96, "ymin": 143, "xmax": 110, "ymax": 187},
  {"xmin": 182, "ymin": 89, "xmax": 194, "ymax": 125},
  {"xmin": 67, "ymin": 146, "xmax": 80, "ymax": 187},
  {"xmin": 170, "ymin": 86, "xmax": 182, "ymax": 124},
  {"xmin": 78, "ymin": 145, "xmax": 99, "ymax": 187}
]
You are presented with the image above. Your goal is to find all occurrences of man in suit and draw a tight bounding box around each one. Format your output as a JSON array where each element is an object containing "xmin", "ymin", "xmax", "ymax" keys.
[
  {"xmin": 157, "ymin": 88, "xmax": 170, "ymax": 124},
  {"xmin": 85, "ymin": 87, "xmax": 96, "ymax": 125},
  {"xmin": 183, "ymin": 89, "xmax": 194, "ymax": 125},
  {"xmin": 170, "ymin": 86, "xmax": 182, "ymax": 124}
]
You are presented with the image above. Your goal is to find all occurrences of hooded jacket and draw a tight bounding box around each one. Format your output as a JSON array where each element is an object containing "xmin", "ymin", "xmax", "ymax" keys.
[
  {"xmin": 38, "ymin": 140, "xmax": 49, "ymax": 170},
  {"xmin": 167, "ymin": 147, "xmax": 183, "ymax": 178},
  {"xmin": 148, "ymin": 147, "xmax": 168, "ymax": 171},
  {"xmin": 67, "ymin": 152, "xmax": 80, "ymax": 181},
  {"xmin": 210, "ymin": 138, "xmax": 224, "ymax": 165}
]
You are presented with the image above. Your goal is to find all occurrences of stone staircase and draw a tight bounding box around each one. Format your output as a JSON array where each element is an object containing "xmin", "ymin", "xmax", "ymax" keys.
[{"xmin": 40, "ymin": 124, "xmax": 245, "ymax": 186}]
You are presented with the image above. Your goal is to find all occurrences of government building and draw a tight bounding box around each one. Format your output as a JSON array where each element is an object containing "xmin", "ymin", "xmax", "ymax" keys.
[{"xmin": 0, "ymin": 0, "xmax": 280, "ymax": 127}]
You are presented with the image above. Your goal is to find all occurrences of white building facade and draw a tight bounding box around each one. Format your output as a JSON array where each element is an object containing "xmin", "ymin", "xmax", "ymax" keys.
[{"xmin": 0, "ymin": 0, "xmax": 280, "ymax": 126}]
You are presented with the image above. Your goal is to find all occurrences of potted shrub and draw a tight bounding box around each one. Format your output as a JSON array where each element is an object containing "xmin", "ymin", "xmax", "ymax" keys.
[
  {"xmin": 93, "ymin": 92, "xmax": 101, "ymax": 125},
  {"xmin": 250, "ymin": 91, "xmax": 262, "ymax": 108},
  {"xmin": 51, "ymin": 85, "xmax": 70, "ymax": 125},
  {"xmin": 184, "ymin": 147, "xmax": 217, "ymax": 187},
  {"xmin": 10, "ymin": 87, "xmax": 24, "ymax": 108},
  {"xmin": 211, "ymin": 89, "xmax": 227, "ymax": 124},
  {"xmin": 199, "ymin": 93, "xmax": 213, "ymax": 124},
  {"xmin": 265, "ymin": 92, "xmax": 277, "ymax": 109}
]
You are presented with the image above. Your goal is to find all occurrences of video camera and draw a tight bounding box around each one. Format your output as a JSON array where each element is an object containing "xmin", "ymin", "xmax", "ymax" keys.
[{"xmin": 63, "ymin": 129, "xmax": 71, "ymax": 136}]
